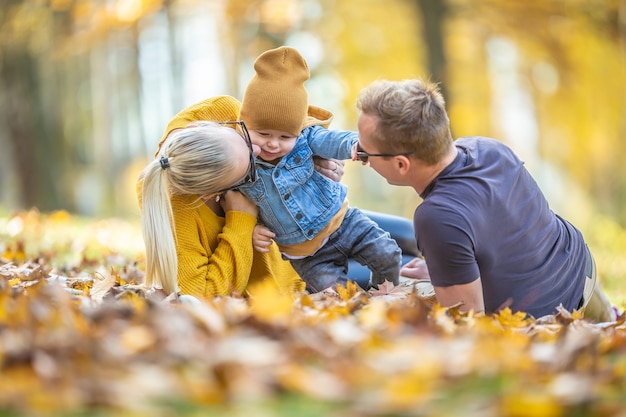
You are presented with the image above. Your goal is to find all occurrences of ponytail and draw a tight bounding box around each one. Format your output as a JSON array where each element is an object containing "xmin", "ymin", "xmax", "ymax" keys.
[{"xmin": 141, "ymin": 159, "xmax": 178, "ymax": 294}]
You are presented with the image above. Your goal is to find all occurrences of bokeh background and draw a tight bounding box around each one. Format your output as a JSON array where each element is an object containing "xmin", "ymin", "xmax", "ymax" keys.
[{"xmin": 1, "ymin": 0, "xmax": 625, "ymax": 299}]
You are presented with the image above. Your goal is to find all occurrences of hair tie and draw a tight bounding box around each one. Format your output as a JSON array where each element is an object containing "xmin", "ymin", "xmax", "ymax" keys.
[{"xmin": 159, "ymin": 156, "xmax": 170, "ymax": 170}]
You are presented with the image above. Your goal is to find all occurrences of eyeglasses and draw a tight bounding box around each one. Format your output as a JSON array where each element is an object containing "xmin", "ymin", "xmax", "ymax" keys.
[
  {"xmin": 215, "ymin": 121, "xmax": 257, "ymax": 193},
  {"xmin": 354, "ymin": 143, "xmax": 414, "ymax": 164}
]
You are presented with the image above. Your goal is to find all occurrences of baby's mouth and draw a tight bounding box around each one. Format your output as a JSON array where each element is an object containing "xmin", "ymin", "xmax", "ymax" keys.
[{"xmin": 262, "ymin": 150, "xmax": 280, "ymax": 157}]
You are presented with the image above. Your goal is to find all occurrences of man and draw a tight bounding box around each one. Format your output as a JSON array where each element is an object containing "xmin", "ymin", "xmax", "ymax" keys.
[{"xmin": 354, "ymin": 78, "xmax": 616, "ymax": 321}]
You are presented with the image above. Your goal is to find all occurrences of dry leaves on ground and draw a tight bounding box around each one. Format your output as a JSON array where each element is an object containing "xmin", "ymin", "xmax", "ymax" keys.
[{"xmin": 1, "ymin": 209, "xmax": 625, "ymax": 417}]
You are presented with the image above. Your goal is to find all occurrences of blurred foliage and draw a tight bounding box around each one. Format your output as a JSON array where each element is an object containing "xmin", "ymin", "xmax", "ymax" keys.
[
  {"xmin": 0, "ymin": 1, "xmax": 625, "ymax": 304},
  {"xmin": 0, "ymin": 0, "xmax": 624, "ymax": 219},
  {"xmin": 0, "ymin": 210, "xmax": 626, "ymax": 416}
]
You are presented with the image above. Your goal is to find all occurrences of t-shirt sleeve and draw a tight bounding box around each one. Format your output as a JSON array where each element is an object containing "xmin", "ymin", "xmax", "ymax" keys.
[{"xmin": 414, "ymin": 202, "xmax": 481, "ymax": 287}]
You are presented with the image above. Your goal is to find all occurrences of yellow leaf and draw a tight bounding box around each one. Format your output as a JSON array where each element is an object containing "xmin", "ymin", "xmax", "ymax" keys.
[
  {"xmin": 336, "ymin": 280, "xmax": 361, "ymax": 301},
  {"xmin": 2, "ymin": 241, "xmax": 26, "ymax": 263},
  {"xmin": 48, "ymin": 210, "xmax": 71, "ymax": 223},
  {"xmin": 501, "ymin": 390, "xmax": 562, "ymax": 417},
  {"xmin": 358, "ymin": 298, "xmax": 389, "ymax": 329},
  {"xmin": 248, "ymin": 280, "xmax": 294, "ymax": 323},
  {"xmin": 571, "ymin": 309, "xmax": 585, "ymax": 320},
  {"xmin": 299, "ymin": 293, "xmax": 314, "ymax": 308},
  {"xmin": 495, "ymin": 307, "xmax": 532, "ymax": 328}
]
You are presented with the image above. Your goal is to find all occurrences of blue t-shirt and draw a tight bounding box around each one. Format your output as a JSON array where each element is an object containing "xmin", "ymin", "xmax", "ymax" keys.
[{"xmin": 415, "ymin": 137, "xmax": 586, "ymax": 317}]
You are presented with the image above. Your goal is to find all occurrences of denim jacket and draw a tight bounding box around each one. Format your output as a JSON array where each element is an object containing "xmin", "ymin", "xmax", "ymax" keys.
[{"xmin": 238, "ymin": 123, "xmax": 358, "ymax": 246}]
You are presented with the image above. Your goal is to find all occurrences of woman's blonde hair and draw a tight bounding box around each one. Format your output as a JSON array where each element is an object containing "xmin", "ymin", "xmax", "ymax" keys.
[{"xmin": 141, "ymin": 123, "xmax": 235, "ymax": 294}]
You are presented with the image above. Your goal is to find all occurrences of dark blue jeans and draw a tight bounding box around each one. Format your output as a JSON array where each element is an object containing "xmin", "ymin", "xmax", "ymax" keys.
[{"xmin": 286, "ymin": 207, "xmax": 402, "ymax": 293}]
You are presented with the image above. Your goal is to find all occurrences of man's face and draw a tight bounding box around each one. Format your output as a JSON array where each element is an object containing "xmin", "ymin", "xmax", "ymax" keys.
[{"xmin": 356, "ymin": 112, "xmax": 406, "ymax": 186}]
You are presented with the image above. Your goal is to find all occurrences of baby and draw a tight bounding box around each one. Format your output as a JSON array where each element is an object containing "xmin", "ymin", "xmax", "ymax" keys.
[{"xmin": 236, "ymin": 46, "xmax": 401, "ymax": 292}]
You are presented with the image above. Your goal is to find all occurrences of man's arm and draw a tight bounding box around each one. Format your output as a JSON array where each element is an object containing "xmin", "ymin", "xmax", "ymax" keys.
[{"xmin": 434, "ymin": 278, "xmax": 485, "ymax": 314}]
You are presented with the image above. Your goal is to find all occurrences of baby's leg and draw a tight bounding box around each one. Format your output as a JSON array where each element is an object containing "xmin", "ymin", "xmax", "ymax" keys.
[
  {"xmin": 339, "ymin": 208, "xmax": 402, "ymax": 287},
  {"xmin": 288, "ymin": 251, "xmax": 349, "ymax": 293}
]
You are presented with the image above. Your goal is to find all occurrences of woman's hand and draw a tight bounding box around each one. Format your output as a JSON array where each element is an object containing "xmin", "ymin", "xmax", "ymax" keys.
[
  {"xmin": 253, "ymin": 224, "xmax": 276, "ymax": 253},
  {"xmin": 219, "ymin": 191, "xmax": 258, "ymax": 218},
  {"xmin": 314, "ymin": 157, "xmax": 345, "ymax": 182}
]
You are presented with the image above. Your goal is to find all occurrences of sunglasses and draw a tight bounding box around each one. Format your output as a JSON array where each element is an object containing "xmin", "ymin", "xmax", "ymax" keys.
[
  {"xmin": 354, "ymin": 143, "xmax": 414, "ymax": 164},
  {"xmin": 214, "ymin": 121, "xmax": 257, "ymax": 194}
]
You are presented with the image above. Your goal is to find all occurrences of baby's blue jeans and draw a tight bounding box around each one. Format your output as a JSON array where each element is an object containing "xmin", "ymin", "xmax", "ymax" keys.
[{"xmin": 286, "ymin": 207, "xmax": 402, "ymax": 292}]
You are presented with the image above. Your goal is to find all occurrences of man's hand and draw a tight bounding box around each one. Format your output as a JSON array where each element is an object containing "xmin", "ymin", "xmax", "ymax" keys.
[
  {"xmin": 400, "ymin": 257, "xmax": 431, "ymax": 281},
  {"xmin": 314, "ymin": 157, "xmax": 345, "ymax": 182}
]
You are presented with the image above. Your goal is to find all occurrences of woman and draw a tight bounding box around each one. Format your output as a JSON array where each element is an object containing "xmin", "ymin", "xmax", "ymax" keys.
[{"xmin": 137, "ymin": 95, "xmax": 343, "ymax": 297}]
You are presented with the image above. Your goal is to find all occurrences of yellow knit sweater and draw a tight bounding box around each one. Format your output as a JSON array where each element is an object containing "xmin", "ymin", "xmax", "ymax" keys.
[{"xmin": 140, "ymin": 95, "xmax": 305, "ymax": 297}]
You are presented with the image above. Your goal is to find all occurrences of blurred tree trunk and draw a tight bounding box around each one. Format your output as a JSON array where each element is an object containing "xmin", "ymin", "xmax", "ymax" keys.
[
  {"xmin": 415, "ymin": 0, "xmax": 449, "ymax": 100},
  {"xmin": 0, "ymin": 1, "xmax": 74, "ymax": 212},
  {"xmin": 164, "ymin": 0, "xmax": 183, "ymax": 112},
  {"xmin": 87, "ymin": 23, "xmax": 144, "ymax": 216},
  {"xmin": 0, "ymin": 43, "xmax": 65, "ymax": 211}
]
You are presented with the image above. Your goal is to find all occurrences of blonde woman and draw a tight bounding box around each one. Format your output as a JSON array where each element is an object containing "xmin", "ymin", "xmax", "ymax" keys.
[{"xmin": 138, "ymin": 96, "xmax": 348, "ymax": 298}]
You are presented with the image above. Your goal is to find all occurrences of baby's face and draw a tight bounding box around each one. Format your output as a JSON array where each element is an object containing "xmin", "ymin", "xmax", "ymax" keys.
[{"xmin": 249, "ymin": 129, "xmax": 297, "ymax": 162}]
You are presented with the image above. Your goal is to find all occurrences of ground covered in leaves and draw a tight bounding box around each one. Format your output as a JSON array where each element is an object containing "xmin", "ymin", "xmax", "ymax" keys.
[{"xmin": 1, "ymin": 209, "xmax": 626, "ymax": 417}]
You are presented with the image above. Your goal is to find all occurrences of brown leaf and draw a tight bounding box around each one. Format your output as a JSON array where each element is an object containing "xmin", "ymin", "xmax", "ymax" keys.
[{"xmin": 89, "ymin": 269, "xmax": 117, "ymax": 302}]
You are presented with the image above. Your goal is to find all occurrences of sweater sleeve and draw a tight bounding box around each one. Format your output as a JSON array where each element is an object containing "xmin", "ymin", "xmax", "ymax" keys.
[{"xmin": 172, "ymin": 195, "xmax": 257, "ymax": 297}]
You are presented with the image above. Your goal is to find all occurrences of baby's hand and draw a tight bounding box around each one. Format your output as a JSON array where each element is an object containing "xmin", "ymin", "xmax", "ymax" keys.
[{"xmin": 253, "ymin": 225, "xmax": 276, "ymax": 253}]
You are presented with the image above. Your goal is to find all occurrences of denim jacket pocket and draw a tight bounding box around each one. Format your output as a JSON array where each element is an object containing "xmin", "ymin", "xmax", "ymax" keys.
[{"xmin": 283, "ymin": 146, "xmax": 313, "ymax": 184}]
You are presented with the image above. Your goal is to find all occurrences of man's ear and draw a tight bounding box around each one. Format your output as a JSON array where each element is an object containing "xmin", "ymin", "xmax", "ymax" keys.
[{"xmin": 395, "ymin": 155, "xmax": 411, "ymax": 175}]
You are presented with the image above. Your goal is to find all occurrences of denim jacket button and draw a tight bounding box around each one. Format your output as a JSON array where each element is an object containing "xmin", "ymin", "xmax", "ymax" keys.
[
  {"xmin": 294, "ymin": 156, "xmax": 301, "ymax": 163},
  {"xmin": 296, "ymin": 213, "xmax": 303, "ymax": 220},
  {"xmin": 284, "ymin": 193, "xmax": 291, "ymax": 200},
  {"xmin": 274, "ymin": 171, "xmax": 279, "ymax": 177},
  {"xmin": 307, "ymin": 229, "xmax": 314, "ymax": 236}
]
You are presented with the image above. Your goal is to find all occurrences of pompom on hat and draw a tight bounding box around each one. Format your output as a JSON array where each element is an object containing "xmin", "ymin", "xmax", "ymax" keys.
[{"xmin": 239, "ymin": 46, "xmax": 310, "ymax": 137}]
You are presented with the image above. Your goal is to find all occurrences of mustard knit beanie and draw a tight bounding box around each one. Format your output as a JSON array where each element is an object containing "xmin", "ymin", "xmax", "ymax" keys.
[{"xmin": 240, "ymin": 46, "xmax": 309, "ymax": 137}]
